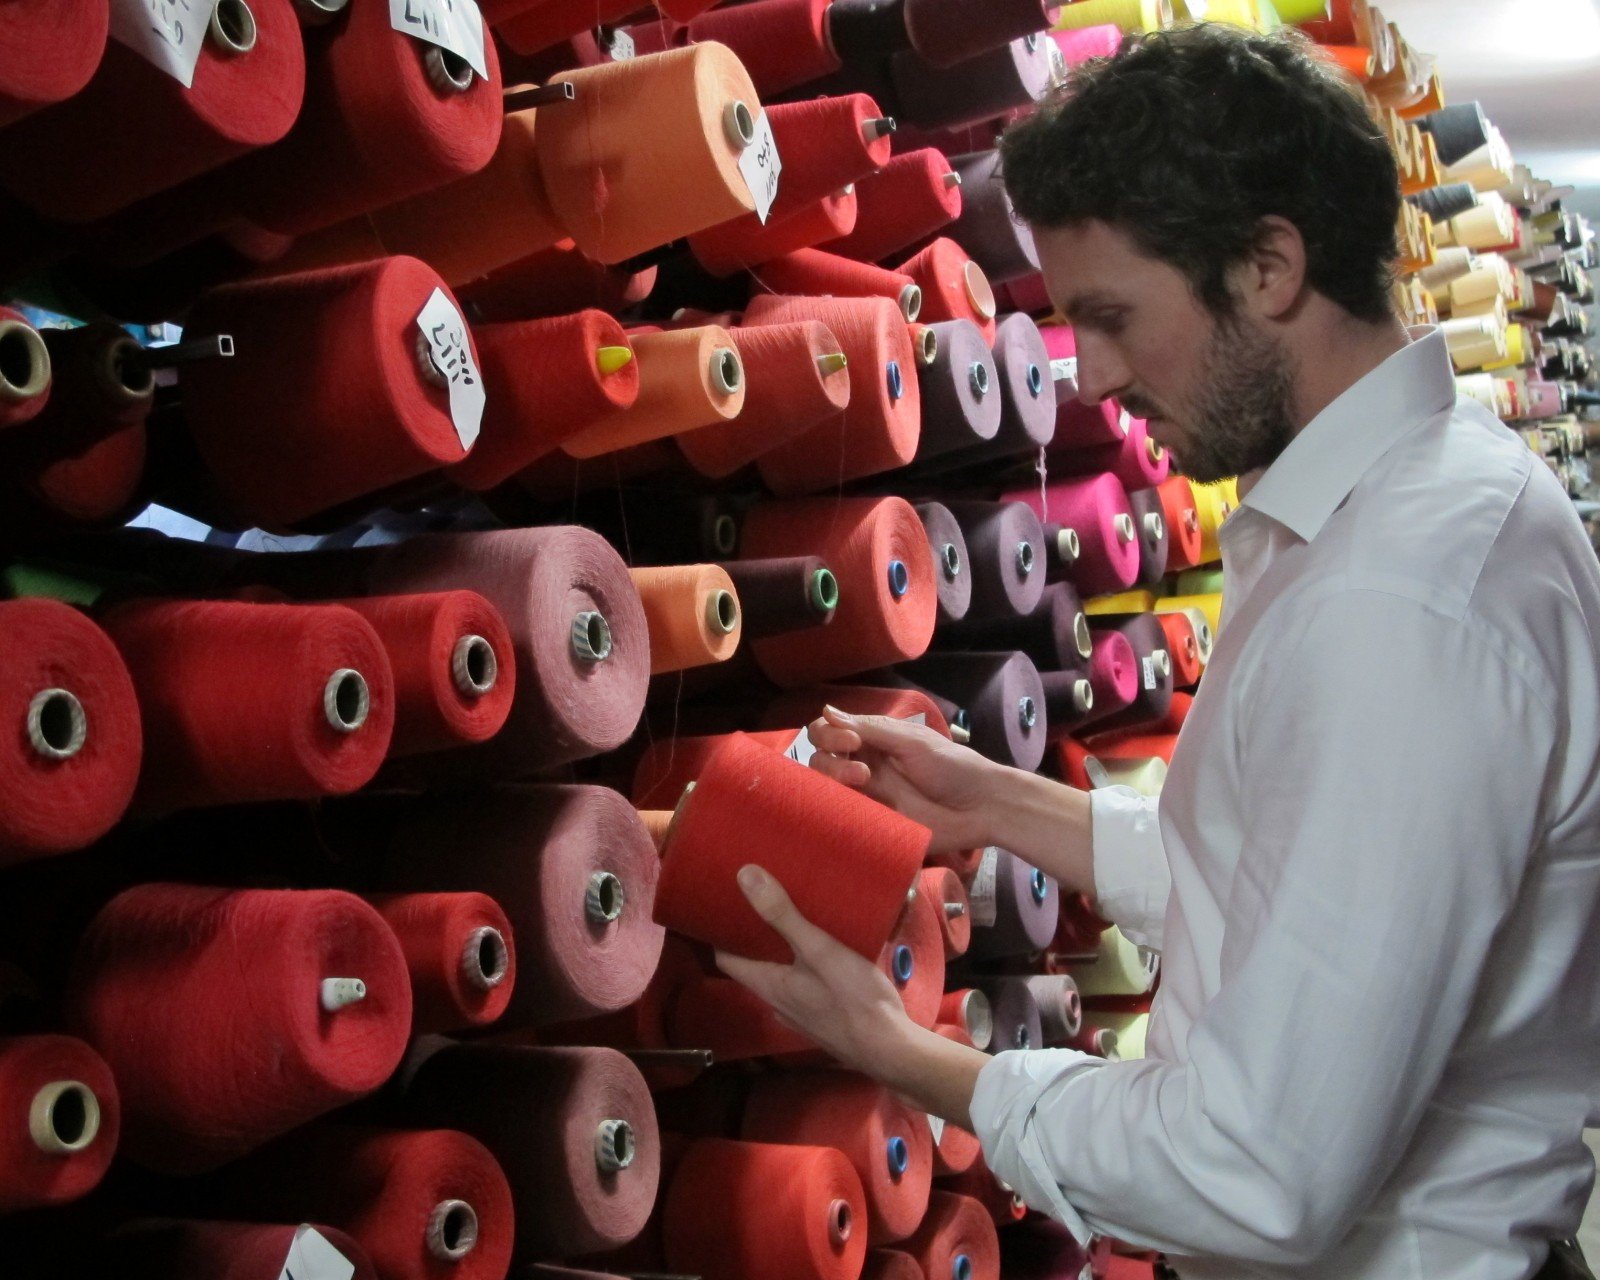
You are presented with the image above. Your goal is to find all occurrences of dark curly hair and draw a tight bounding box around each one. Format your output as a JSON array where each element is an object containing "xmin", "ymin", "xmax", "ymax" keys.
[{"xmin": 999, "ymin": 22, "xmax": 1400, "ymax": 322}]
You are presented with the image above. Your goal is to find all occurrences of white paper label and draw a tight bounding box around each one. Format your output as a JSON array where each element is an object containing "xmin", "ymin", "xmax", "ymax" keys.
[
  {"xmin": 390, "ymin": 0, "xmax": 489, "ymax": 81},
  {"xmin": 1082, "ymin": 755, "xmax": 1113, "ymax": 790},
  {"xmin": 608, "ymin": 27, "xmax": 635, "ymax": 59},
  {"xmin": 110, "ymin": 0, "xmax": 219, "ymax": 87},
  {"xmin": 968, "ymin": 847, "xmax": 1000, "ymax": 927},
  {"xmin": 738, "ymin": 109, "xmax": 782, "ymax": 225},
  {"xmin": 928, "ymin": 1112, "xmax": 946, "ymax": 1144},
  {"xmin": 1118, "ymin": 407, "xmax": 1133, "ymax": 436},
  {"xmin": 784, "ymin": 725, "xmax": 816, "ymax": 767},
  {"xmin": 1141, "ymin": 655, "xmax": 1157, "ymax": 691},
  {"xmin": 1049, "ymin": 356, "xmax": 1078, "ymax": 383},
  {"xmin": 279, "ymin": 1226, "xmax": 356, "ymax": 1280},
  {"xmin": 416, "ymin": 288, "xmax": 485, "ymax": 451}
]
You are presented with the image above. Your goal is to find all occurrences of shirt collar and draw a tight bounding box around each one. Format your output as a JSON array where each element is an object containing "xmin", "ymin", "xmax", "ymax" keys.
[{"xmin": 1235, "ymin": 326, "xmax": 1456, "ymax": 544}]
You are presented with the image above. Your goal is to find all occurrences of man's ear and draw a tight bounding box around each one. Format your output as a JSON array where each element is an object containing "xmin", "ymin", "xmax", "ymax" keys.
[{"xmin": 1232, "ymin": 215, "xmax": 1308, "ymax": 322}]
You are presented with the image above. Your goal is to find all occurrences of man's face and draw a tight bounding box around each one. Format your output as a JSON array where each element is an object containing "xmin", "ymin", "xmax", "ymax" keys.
[{"xmin": 1036, "ymin": 220, "xmax": 1296, "ymax": 483}]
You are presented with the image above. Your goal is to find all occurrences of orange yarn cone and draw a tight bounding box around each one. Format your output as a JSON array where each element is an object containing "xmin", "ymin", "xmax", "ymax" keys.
[
  {"xmin": 629, "ymin": 565, "xmax": 743, "ymax": 673},
  {"xmin": 676, "ymin": 322, "xmax": 851, "ymax": 479},
  {"xmin": 562, "ymin": 327, "xmax": 745, "ymax": 459}
]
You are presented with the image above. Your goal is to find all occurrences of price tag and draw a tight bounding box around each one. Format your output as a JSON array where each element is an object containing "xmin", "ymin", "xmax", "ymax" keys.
[
  {"xmin": 416, "ymin": 288, "xmax": 486, "ymax": 451},
  {"xmin": 737, "ymin": 109, "xmax": 782, "ymax": 224},
  {"xmin": 1049, "ymin": 356, "xmax": 1078, "ymax": 384},
  {"xmin": 279, "ymin": 1226, "xmax": 356, "ymax": 1280},
  {"xmin": 927, "ymin": 1112, "xmax": 945, "ymax": 1144},
  {"xmin": 968, "ymin": 847, "xmax": 999, "ymax": 927},
  {"xmin": 1141, "ymin": 655, "xmax": 1157, "ymax": 691},
  {"xmin": 1117, "ymin": 407, "xmax": 1133, "ymax": 436},
  {"xmin": 783, "ymin": 726, "xmax": 815, "ymax": 767},
  {"xmin": 110, "ymin": 0, "xmax": 219, "ymax": 86},
  {"xmin": 608, "ymin": 27, "xmax": 635, "ymax": 59},
  {"xmin": 390, "ymin": 0, "xmax": 489, "ymax": 81}
]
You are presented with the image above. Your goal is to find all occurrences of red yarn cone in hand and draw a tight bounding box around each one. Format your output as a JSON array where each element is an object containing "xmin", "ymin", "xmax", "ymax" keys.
[{"xmin": 654, "ymin": 733, "xmax": 930, "ymax": 963}]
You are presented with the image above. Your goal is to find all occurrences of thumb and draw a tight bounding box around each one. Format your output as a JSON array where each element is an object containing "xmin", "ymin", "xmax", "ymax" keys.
[
  {"xmin": 736, "ymin": 864, "xmax": 828, "ymax": 962},
  {"xmin": 736, "ymin": 863, "xmax": 789, "ymax": 921}
]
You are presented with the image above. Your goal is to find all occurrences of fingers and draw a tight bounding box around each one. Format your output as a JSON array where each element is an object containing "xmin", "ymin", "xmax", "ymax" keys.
[
  {"xmin": 807, "ymin": 712, "xmax": 872, "ymax": 787},
  {"xmin": 736, "ymin": 864, "xmax": 835, "ymax": 965},
  {"xmin": 809, "ymin": 706, "xmax": 941, "ymax": 790},
  {"xmin": 714, "ymin": 949, "xmax": 786, "ymax": 999},
  {"xmin": 807, "ymin": 718, "xmax": 863, "ymax": 756},
  {"xmin": 809, "ymin": 749, "xmax": 872, "ymax": 788},
  {"xmin": 823, "ymin": 706, "xmax": 944, "ymax": 754}
]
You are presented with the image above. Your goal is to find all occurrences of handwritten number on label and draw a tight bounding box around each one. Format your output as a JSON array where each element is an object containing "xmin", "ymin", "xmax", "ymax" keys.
[
  {"xmin": 737, "ymin": 110, "xmax": 782, "ymax": 223},
  {"xmin": 148, "ymin": 0, "xmax": 191, "ymax": 48},
  {"xmin": 755, "ymin": 138, "xmax": 779, "ymax": 200},
  {"xmin": 388, "ymin": 0, "xmax": 487, "ymax": 78},
  {"xmin": 402, "ymin": 0, "xmax": 442, "ymax": 38},
  {"xmin": 416, "ymin": 289, "xmax": 485, "ymax": 449},
  {"xmin": 429, "ymin": 321, "xmax": 476, "ymax": 387}
]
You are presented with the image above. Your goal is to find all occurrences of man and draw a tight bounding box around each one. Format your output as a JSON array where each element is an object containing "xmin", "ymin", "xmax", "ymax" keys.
[{"xmin": 715, "ymin": 22, "xmax": 1600, "ymax": 1280}]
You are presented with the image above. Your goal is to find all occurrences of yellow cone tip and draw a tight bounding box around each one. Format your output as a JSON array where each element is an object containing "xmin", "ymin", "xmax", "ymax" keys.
[{"xmin": 596, "ymin": 345, "xmax": 634, "ymax": 375}]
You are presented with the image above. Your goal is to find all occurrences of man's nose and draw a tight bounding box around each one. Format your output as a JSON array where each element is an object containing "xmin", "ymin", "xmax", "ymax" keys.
[{"xmin": 1074, "ymin": 336, "xmax": 1131, "ymax": 406}]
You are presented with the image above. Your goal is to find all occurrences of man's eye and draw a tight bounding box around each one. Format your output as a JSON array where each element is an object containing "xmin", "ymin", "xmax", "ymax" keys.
[{"xmin": 1083, "ymin": 311, "xmax": 1126, "ymax": 334}]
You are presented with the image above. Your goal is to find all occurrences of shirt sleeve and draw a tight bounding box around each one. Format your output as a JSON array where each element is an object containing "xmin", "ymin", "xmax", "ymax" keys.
[
  {"xmin": 969, "ymin": 587, "xmax": 1552, "ymax": 1266},
  {"xmin": 1089, "ymin": 786, "xmax": 1171, "ymax": 952}
]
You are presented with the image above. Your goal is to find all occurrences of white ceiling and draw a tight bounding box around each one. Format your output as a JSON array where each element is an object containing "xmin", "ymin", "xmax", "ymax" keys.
[{"xmin": 1381, "ymin": 0, "xmax": 1600, "ymax": 219}]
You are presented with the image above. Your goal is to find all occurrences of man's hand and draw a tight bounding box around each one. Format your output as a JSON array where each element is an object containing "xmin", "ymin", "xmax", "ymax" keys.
[
  {"xmin": 806, "ymin": 706, "xmax": 1002, "ymax": 854},
  {"xmin": 716, "ymin": 864, "xmax": 991, "ymax": 1128},
  {"xmin": 714, "ymin": 864, "xmax": 913, "ymax": 1075},
  {"xmin": 811, "ymin": 705, "xmax": 1101, "ymax": 898}
]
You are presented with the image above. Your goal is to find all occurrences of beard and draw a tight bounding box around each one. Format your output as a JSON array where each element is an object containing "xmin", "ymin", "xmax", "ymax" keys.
[{"xmin": 1125, "ymin": 313, "xmax": 1296, "ymax": 485}]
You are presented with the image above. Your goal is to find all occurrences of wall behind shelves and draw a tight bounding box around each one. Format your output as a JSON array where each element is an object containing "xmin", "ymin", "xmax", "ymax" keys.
[{"xmin": 1382, "ymin": 0, "xmax": 1600, "ymax": 229}]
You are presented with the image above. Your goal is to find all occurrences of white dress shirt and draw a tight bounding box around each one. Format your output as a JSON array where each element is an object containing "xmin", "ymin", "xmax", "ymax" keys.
[{"xmin": 969, "ymin": 327, "xmax": 1600, "ymax": 1279}]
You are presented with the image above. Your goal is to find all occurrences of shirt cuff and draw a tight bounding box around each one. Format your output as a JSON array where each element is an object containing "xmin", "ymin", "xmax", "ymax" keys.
[
  {"xmin": 1090, "ymin": 786, "xmax": 1170, "ymax": 952},
  {"xmin": 970, "ymin": 1048, "xmax": 1105, "ymax": 1245}
]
